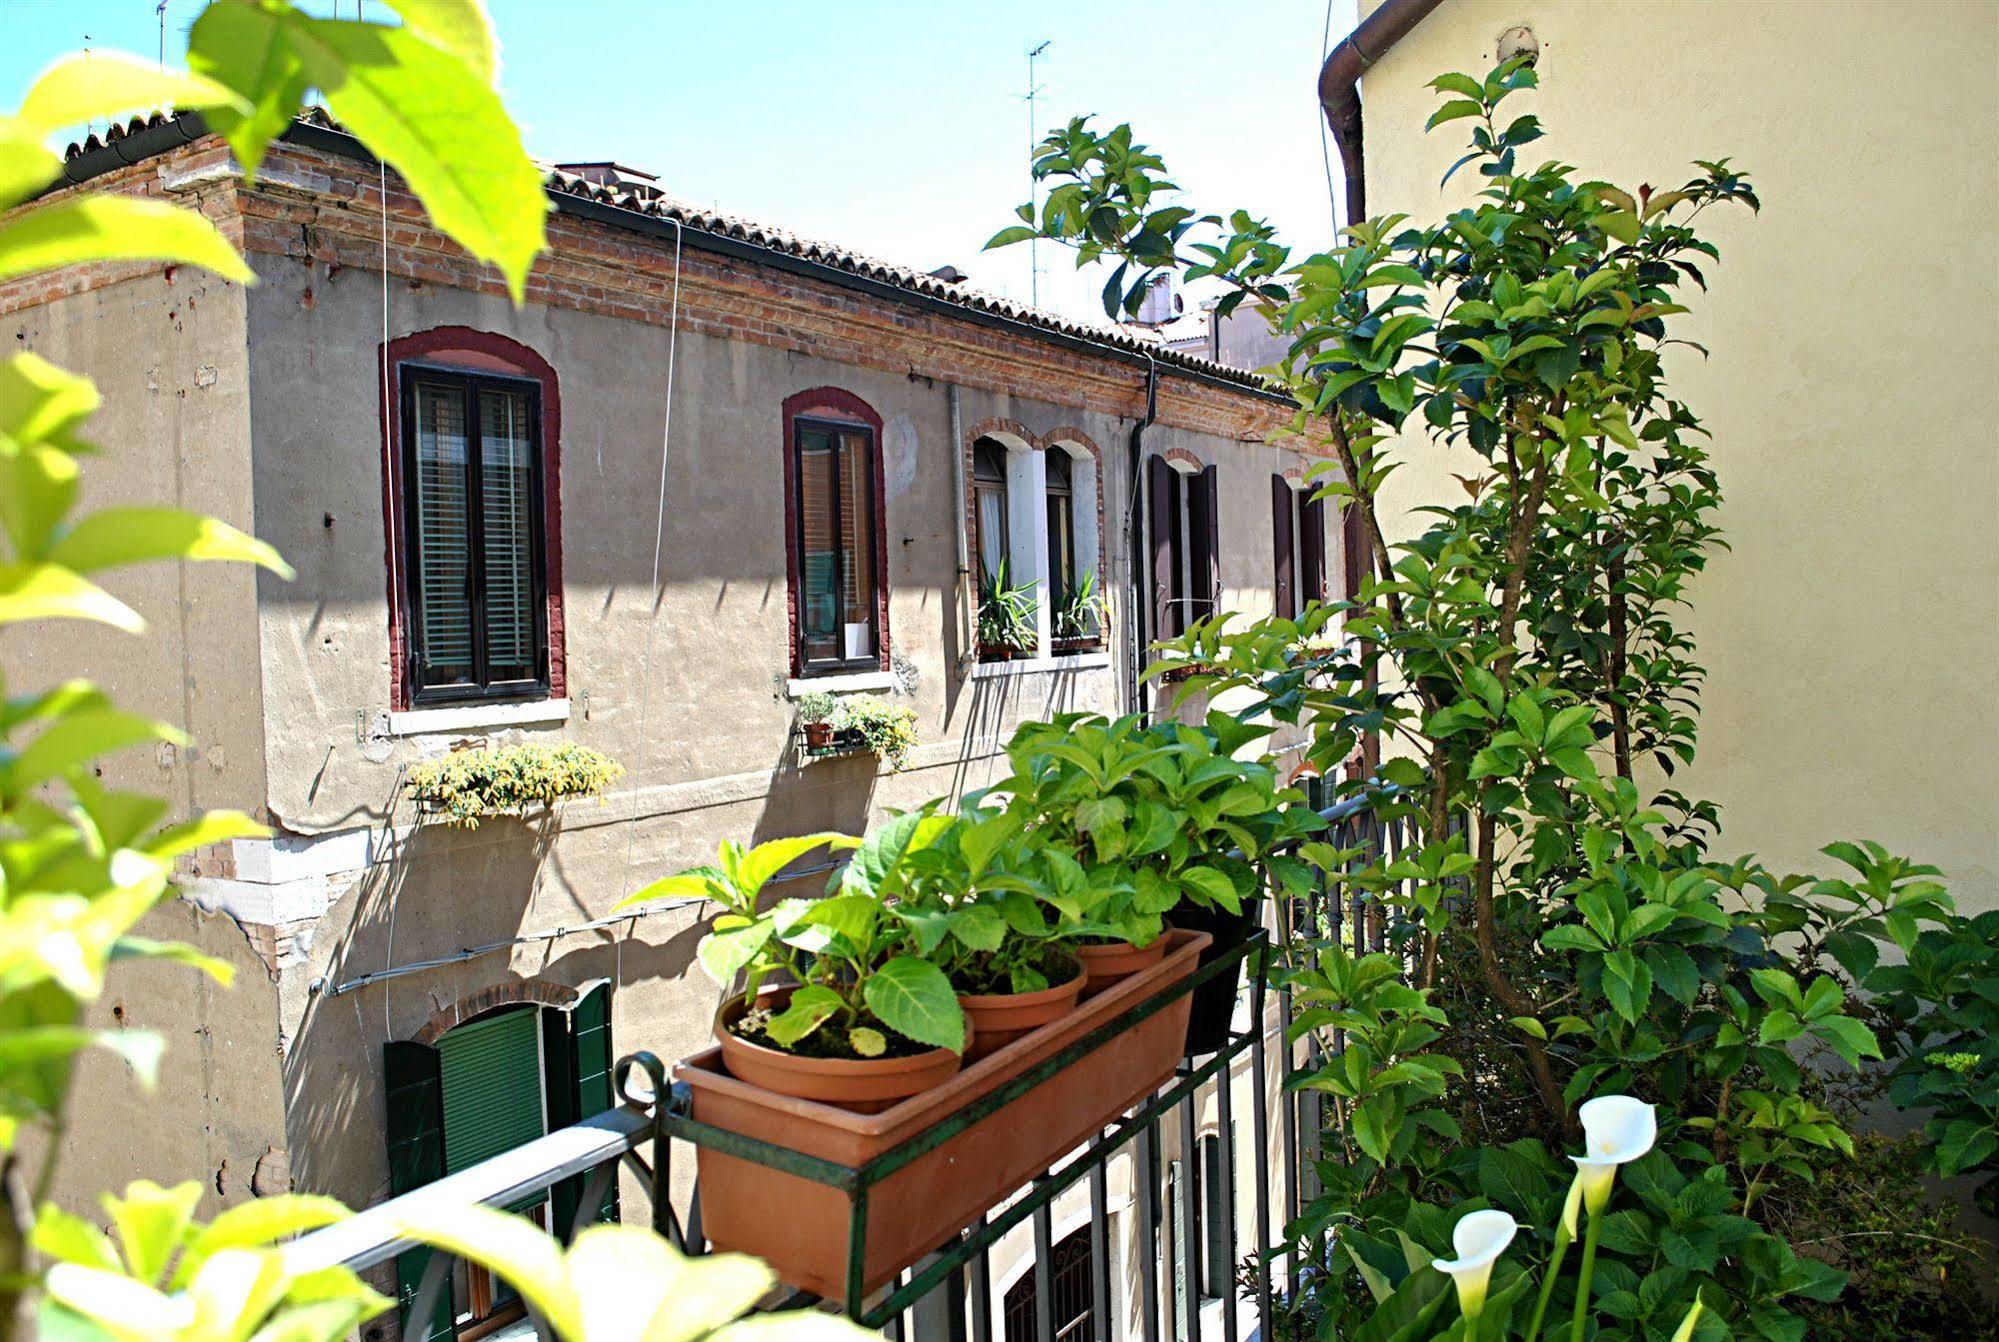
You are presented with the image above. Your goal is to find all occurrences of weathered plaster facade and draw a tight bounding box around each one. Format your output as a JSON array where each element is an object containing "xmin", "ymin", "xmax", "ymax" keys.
[
  {"xmin": 1354, "ymin": 0, "xmax": 1999, "ymax": 913},
  {"xmin": 5, "ymin": 123, "xmax": 1335, "ymax": 1251}
]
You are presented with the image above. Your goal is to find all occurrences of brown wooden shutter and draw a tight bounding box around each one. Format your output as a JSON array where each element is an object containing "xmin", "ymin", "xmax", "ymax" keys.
[
  {"xmin": 1271, "ymin": 474, "xmax": 1295, "ymax": 619},
  {"xmin": 1148, "ymin": 455, "xmax": 1175, "ymax": 641},
  {"xmin": 1342, "ymin": 499, "xmax": 1366, "ymax": 604},
  {"xmin": 1301, "ymin": 492, "xmax": 1327, "ymax": 605},
  {"xmin": 1189, "ymin": 465, "xmax": 1220, "ymax": 626}
]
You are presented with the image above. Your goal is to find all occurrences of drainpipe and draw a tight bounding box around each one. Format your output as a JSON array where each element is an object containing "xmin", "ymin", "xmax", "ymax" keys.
[
  {"xmin": 1125, "ymin": 357, "xmax": 1158, "ymax": 717},
  {"xmin": 1317, "ymin": 0, "xmax": 1444, "ymax": 227},
  {"xmin": 948, "ymin": 383, "xmax": 975, "ymax": 670},
  {"xmin": 1320, "ymin": 0, "xmax": 1439, "ymax": 777}
]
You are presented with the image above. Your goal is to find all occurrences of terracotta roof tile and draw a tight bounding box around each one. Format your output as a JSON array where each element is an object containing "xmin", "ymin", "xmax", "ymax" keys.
[{"xmin": 61, "ymin": 111, "xmax": 1278, "ymax": 394}]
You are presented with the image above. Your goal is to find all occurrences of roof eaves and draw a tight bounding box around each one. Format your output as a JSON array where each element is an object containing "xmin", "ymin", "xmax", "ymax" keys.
[{"xmin": 55, "ymin": 111, "xmax": 1286, "ymax": 402}]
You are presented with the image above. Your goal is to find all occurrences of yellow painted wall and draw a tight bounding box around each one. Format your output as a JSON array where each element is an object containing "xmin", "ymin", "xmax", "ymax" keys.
[{"xmin": 1355, "ymin": 0, "xmax": 1999, "ymax": 909}]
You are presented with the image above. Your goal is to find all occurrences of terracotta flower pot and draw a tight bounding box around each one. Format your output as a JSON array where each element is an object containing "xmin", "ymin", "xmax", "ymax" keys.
[
  {"xmin": 1075, "ymin": 935, "xmax": 1170, "ymax": 995},
  {"xmin": 955, "ymin": 956, "xmax": 1084, "ymax": 1062},
  {"xmin": 679, "ymin": 929, "xmax": 1212, "ymax": 1301},
  {"xmin": 714, "ymin": 989, "xmax": 964, "ymax": 1115},
  {"xmin": 802, "ymin": 721, "xmax": 834, "ymax": 750}
]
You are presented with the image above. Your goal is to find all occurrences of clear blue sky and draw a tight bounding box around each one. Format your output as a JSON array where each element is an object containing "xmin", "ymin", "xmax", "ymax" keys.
[{"xmin": 2, "ymin": 0, "xmax": 1356, "ymax": 325}]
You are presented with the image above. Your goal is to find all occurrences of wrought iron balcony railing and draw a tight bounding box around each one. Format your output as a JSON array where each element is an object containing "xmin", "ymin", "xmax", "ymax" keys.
[{"xmin": 285, "ymin": 790, "xmax": 1407, "ymax": 1342}]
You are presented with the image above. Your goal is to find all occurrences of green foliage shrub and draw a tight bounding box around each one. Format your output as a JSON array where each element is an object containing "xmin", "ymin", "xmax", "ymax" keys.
[{"xmin": 406, "ymin": 741, "xmax": 623, "ymax": 828}]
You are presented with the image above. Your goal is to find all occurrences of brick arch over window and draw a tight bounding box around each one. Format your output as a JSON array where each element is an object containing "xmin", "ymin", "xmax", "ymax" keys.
[
  {"xmin": 781, "ymin": 387, "xmax": 891, "ymax": 675},
  {"xmin": 379, "ymin": 326, "xmax": 567, "ymax": 710},
  {"xmin": 410, "ymin": 978, "xmax": 580, "ymax": 1045}
]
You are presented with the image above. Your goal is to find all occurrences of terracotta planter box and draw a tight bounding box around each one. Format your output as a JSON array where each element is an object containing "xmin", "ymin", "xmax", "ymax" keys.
[{"xmin": 677, "ymin": 929, "xmax": 1212, "ymax": 1301}]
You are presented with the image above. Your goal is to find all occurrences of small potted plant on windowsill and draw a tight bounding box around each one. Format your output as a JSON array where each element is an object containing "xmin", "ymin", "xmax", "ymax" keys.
[
  {"xmin": 1051, "ymin": 568, "xmax": 1104, "ymax": 655},
  {"xmin": 406, "ymin": 741, "xmax": 623, "ymax": 829},
  {"xmin": 829, "ymin": 695, "xmax": 918, "ymax": 770},
  {"xmin": 796, "ymin": 691, "xmax": 840, "ymax": 752},
  {"xmin": 976, "ymin": 559, "xmax": 1037, "ymax": 662}
]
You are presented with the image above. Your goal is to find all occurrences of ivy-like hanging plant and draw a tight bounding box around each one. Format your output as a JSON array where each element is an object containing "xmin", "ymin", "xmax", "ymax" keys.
[{"xmin": 407, "ymin": 741, "xmax": 624, "ymax": 828}]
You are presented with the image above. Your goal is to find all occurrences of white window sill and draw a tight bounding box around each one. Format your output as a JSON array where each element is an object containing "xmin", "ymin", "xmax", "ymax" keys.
[
  {"xmin": 386, "ymin": 698, "xmax": 570, "ymax": 737},
  {"xmin": 969, "ymin": 651, "xmax": 1113, "ymax": 680},
  {"xmin": 786, "ymin": 670, "xmax": 896, "ymax": 697}
]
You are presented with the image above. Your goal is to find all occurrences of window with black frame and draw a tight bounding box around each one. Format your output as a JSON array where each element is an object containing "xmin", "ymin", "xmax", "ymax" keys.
[
  {"xmin": 793, "ymin": 417, "xmax": 882, "ymax": 673},
  {"xmin": 972, "ymin": 438, "xmax": 1010, "ymax": 583},
  {"xmin": 1046, "ymin": 448, "xmax": 1074, "ymax": 602},
  {"xmin": 400, "ymin": 368, "xmax": 547, "ymax": 704}
]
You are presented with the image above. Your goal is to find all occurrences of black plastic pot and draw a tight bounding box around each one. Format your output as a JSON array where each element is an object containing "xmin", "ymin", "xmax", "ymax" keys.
[{"xmin": 1174, "ymin": 896, "xmax": 1264, "ymax": 1055}]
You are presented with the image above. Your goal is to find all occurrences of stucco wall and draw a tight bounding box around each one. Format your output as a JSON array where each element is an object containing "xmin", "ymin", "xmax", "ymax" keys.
[
  {"xmin": 2, "ymin": 268, "xmax": 287, "ymax": 1217},
  {"xmin": 238, "ymin": 238, "xmax": 1318, "ymax": 1207},
  {"xmin": 1, "ymin": 136, "xmax": 1319, "ymax": 1224},
  {"xmin": 4, "ymin": 267, "xmax": 268, "ymax": 821},
  {"xmin": 1358, "ymin": 0, "xmax": 1999, "ymax": 908},
  {"xmin": 42, "ymin": 900, "xmax": 288, "ymax": 1214}
]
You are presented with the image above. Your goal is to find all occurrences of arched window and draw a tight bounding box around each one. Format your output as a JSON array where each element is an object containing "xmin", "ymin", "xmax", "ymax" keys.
[
  {"xmin": 1147, "ymin": 453, "xmax": 1219, "ymax": 641},
  {"xmin": 973, "ymin": 438, "xmax": 1011, "ymax": 583},
  {"xmin": 380, "ymin": 327, "xmax": 565, "ymax": 711},
  {"xmin": 1046, "ymin": 444, "xmax": 1104, "ymax": 651},
  {"xmin": 1045, "ymin": 448, "xmax": 1074, "ymax": 601},
  {"xmin": 783, "ymin": 389, "xmax": 890, "ymax": 677},
  {"xmin": 1003, "ymin": 1225, "xmax": 1097, "ymax": 1342}
]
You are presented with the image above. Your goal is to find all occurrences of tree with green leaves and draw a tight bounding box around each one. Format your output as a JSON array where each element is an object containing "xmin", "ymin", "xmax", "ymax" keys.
[{"xmin": 992, "ymin": 56, "xmax": 1985, "ymax": 1339}]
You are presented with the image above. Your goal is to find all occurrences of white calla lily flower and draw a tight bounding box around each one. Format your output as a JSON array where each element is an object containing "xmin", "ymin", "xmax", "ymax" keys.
[
  {"xmin": 1431, "ymin": 1208, "xmax": 1518, "ymax": 1324},
  {"xmin": 1559, "ymin": 1168, "xmax": 1585, "ymax": 1241},
  {"xmin": 1569, "ymin": 1094, "xmax": 1656, "ymax": 1215}
]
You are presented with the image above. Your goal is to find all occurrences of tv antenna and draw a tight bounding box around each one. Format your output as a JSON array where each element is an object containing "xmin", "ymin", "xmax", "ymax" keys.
[{"xmin": 1021, "ymin": 39, "xmax": 1050, "ymax": 307}]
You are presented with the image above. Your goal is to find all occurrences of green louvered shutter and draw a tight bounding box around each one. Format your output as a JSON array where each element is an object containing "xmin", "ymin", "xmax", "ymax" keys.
[
  {"xmin": 549, "ymin": 984, "xmax": 619, "ymax": 1235},
  {"xmin": 439, "ymin": 1007, "xmax": 547, "ymax": 1213},
  {"xmin": 384, "ymin": 1040, "xmax": 453, "ymax": 1342}
]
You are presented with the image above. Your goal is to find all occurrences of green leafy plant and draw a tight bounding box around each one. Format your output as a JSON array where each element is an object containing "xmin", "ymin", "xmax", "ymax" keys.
[
  {"xmin": 1053, "ymin": 566, "xmax": 1104, "ymax": 643},
  {"xmin": 35, "ymin": 1180, "xmax": 386, "ymax": 1341},
  {"xmin": 989, "ymin": 51, "xmax": 1986, "ymax": 1340},
  {"xmin": 983, "ymin": 711, "xmax": 1324, "ymax": 949},
  {"xmin": 830, "ymin": 695, "xmax": 919, "ymax": 770},
  {"xmin": 1866, "ymin": 906, "xmax": 1999, "ymax": 1202},
  {"xmin": 794, "ymin": 690, "xmax": 839, "ymax": 726},
  {"xmin": 976, "ymin": 557, "xmax": 1038, "ymax": 654},
  {"xmin": 406, "ymin": 741, "xmax": 624, "ymax": 828},
  {"xmin": 383, "ymin": 1202, "xmax": 875, "ymax": 1342},
  {"xmin": 1757, "ymin": 1132, "xmax": 1990, "ymax": 1339},
  {"xmin": 628, "ymin": 819, "xmax": 967, "ymax": 1057}
]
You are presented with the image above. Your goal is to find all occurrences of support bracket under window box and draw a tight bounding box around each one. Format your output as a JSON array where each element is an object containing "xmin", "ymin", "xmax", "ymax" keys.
[{"xmin": 797, "ymin": 724, "xmax": 870, "ymax": 760}]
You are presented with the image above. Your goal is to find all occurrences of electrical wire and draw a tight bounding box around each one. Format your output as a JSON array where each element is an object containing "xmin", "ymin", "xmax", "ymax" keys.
[
  {"xmin": 1320, "ymin": 0, "xmax": 1342, "ymax": 239},
  {"xmin": 614, "ymin": 216, "xmax": 687, "ymax": 993}
]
